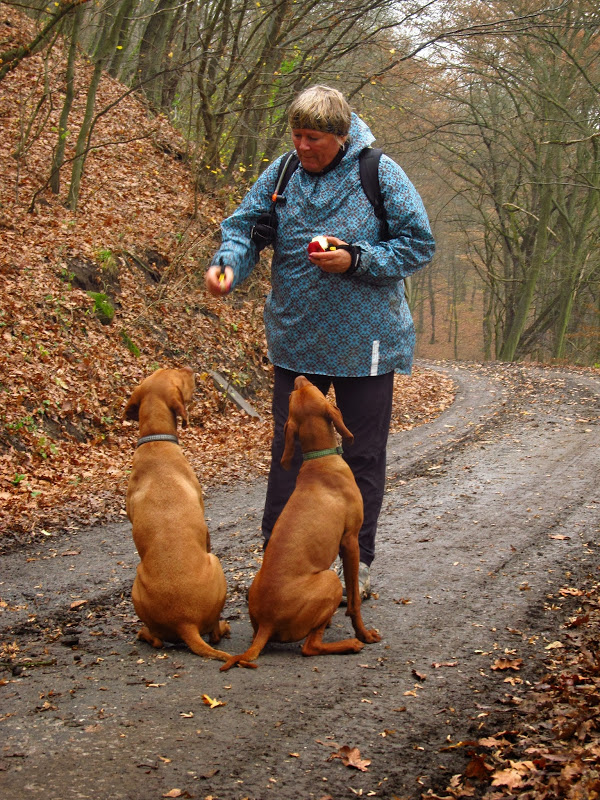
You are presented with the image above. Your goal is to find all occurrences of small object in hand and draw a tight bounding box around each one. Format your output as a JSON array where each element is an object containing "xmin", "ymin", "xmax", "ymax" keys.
[
  {"xmin": 308, "ymin": 235, "xmax": 336, "ymax": 254},
  {"xmin": 218, "ymin": 264, "xmax": 226, "ymax": 291}
]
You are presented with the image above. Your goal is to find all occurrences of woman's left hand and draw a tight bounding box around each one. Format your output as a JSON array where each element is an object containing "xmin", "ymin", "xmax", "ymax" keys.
[{"xmin": 308, "ymin": 236, "xmax": 352, "ymax": 273}]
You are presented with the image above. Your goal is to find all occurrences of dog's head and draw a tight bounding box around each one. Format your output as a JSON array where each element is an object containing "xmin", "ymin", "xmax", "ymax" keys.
[
  {"xmin": 281, "ymin": 376, "xmax": 354, "ymax": 470},
  {"xmin": 124, "ymin": 367, "xmax": 195, "ymax": 428}
]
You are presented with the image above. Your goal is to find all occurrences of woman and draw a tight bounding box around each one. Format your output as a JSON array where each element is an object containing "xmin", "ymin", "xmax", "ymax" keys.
[{"xmin": 206, "ymin": 85, "xmax": 435, "ymax": 598}]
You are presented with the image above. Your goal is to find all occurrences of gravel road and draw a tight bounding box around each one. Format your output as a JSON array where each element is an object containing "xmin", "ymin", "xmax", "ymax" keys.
[{"xmin": 1, "ymin": 360, "xmax": 599, "ymax": 800}]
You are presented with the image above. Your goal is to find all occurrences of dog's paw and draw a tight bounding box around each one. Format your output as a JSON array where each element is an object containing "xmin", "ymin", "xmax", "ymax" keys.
[
  {"xmin": 220, "ymin": 621, "xmax": 231, "ymax": 639},
  {"xmin": 209, "ymin": 620, "xmax": 231, "ymax": 645},
  {"xmin": 137, "ymin": 627, "xmax": 164, "ymax": 649},
  {"xmin": 361, "ymin": 628, "xmax": 381, "ymax": 644},
  {"xmin": 350, "ymin": 638, "xmax": 365, "ymax": 652}
]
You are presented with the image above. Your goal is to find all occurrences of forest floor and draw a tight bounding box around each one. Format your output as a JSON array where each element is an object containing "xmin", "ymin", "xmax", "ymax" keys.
[{"xmin": 1, "ymin": 10, "xmax": 600, "ymax": 800}]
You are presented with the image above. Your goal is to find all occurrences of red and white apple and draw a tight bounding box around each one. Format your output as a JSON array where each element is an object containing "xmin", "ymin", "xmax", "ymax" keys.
[{"xmin": 307, "ymin": 235, "xmax": 331, "ymax": 254}]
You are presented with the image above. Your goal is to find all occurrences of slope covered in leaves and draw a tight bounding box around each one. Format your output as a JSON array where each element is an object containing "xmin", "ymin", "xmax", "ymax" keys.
[{"xmin": 0, "ymin": 11, "xmax": 455, "ymax": 548}]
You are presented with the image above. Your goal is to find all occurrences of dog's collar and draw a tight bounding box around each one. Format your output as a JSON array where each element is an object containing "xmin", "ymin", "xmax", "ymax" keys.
[
  {"xmin": 302, "ymin": 446, "xmax": 343, "ymax": 461},
  {"xmin": 136, "ymin": 434, "xmax": 179, "ymax": 448}
]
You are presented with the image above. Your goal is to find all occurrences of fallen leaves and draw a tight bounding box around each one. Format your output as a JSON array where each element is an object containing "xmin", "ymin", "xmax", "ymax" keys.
[
  {"xmin": 327, "ymin": 745, "xmax": 371, "ymax": 772},
  {"xmin": 465, "ymin": 752, "xmax": 494, "ymax": 781},
  {"xmin": 491, "ymin": 760, "xmax": 537, "ymax": 789},
  {"xmin": 559, "ymin": 587, "xmax": 585, "ymax": 597},
  {"xmin": 202, "ymin": 694, "xmax": 226, "ymax": 709},
  {"xmin": 428, "ymin": 581, "xmax": 600, "ymax": 799},
  {"xmin": 491, "ymin": 657, "xmax": 523, "ymax": 671}
]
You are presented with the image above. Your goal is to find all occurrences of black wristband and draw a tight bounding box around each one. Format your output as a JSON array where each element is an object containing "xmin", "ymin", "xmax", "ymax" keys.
[
  {"xmin": 336, "ymin": 244, "xmax": 361, "ymax": 275},
  {"xmin": 250, "ymin": 211, "xmax": 279, "ymax": 251}
]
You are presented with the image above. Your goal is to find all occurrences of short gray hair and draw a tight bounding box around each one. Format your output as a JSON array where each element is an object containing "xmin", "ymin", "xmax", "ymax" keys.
[{"xmin": 288, "ymin": 85, "xmax": 351, "ymax": 137}]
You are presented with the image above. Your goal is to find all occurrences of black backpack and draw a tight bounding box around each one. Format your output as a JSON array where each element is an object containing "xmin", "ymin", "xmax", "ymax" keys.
[{"xmin": 250, "ymin": 147, "xmax": 389, "ymax": 251}]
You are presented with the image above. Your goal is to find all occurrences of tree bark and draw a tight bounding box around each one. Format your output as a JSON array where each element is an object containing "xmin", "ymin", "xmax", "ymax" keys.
[{"xmin": 50, "ymin": 7, "xmax": 83, "ymax": 194}]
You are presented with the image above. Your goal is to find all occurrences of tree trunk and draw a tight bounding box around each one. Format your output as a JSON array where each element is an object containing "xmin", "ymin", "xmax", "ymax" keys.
[
  {"xmin": 50, "ymin": 7, "xmax": 83, "ymax": 194},
  {"xmin": 428, "ymin": 268, "xmax": 436, "ymax": 344},
  {"xmin": 66, "ymin": 60, "xmax": 103, "ymax": 211},
  {"xmin": 66, "ymin": 10, "xmax": 122, "ymax": 210},
  {"xmin": 137, "ymin": 0, "xmax": 178, "ymax": 110},
  {"xmin": 498, "ymin": 144, "xmax": 557, "ymax": 361},
  {"xmin": 107, "ymin": 0, "xmax": 137, "ymax": 80},
  {"xmin": 552, "ymin": 140, "xmax": 599, "ymax": 360}
]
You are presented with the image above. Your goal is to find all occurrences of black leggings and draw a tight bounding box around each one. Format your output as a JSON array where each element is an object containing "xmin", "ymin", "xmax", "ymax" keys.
[{"xmin": 261, "ymin": 366, "xmax": 394, "ymax": 566}]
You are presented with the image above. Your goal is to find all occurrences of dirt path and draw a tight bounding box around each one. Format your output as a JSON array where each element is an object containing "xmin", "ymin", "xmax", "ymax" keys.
[{"xmin": 1, "ymin": 361, "xmax": 599, "ymax": 800}]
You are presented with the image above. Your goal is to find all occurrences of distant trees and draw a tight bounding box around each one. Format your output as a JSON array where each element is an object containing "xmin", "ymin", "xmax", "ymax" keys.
[{"xmin": 391, "ymin": 0, "xmax": 600, "ymax": 364}]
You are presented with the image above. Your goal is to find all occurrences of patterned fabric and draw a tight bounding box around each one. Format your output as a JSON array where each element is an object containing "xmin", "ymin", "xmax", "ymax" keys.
[{"xmin": 212, "ymin": 113, "xmax": 435, "ymax": 376}]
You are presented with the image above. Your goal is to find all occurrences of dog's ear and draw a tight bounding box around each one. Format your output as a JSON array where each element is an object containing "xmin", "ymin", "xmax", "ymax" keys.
[
  {"xmin": 124, "ymin": 391, "xmax": 141, "ymax": 421},
  {"xmin": 170, "ymin": 388, "xmax": 189, "ymax": 429},
  {"xmin": 327, "ymin": 403, "xmax": 354, "ymax": 444},
  {"xmin": 280, "ymin": 419, "xmax": 298, "ymax": 470}
]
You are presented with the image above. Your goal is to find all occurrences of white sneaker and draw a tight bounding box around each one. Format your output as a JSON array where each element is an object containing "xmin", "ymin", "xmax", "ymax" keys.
[
  {"xmin": 331, "ymin": 555, "xmax": 344, "ymax": 581},
  {"xmin": 358, "ymin": 562, "xmax": 371, "ymax": 600},
  {"xmin": 331, "ymin": 557, "xmax": 371, "ymax": 602}
]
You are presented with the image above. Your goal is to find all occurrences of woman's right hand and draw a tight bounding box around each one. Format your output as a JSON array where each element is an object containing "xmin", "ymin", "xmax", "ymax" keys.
[{"xmin": 205, "ymin": 265, "xmax": 233, "ymax": 297}]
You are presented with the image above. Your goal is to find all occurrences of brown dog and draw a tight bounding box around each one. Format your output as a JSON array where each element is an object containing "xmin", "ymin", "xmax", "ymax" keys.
[
  {"xmin": 220, "ymin": 375, "xmax": 381, "ymax": 671},
  {"xmin": 125, "ymin": 367, "xmax": 234, "ymax": 662}
]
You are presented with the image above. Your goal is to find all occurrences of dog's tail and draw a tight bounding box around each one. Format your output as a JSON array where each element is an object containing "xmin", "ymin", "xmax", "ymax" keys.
[
  {"xmin": 177, "ymin": 625, "xmax": 239, "ymax": 664},
  {"xmin": 219, "ymin": 626, "xmax": 272, "ymax": 672}
]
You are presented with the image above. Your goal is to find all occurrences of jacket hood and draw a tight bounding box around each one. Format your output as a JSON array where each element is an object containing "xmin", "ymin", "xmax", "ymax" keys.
[{"xmin": 346, "ymin": 113, "xmax": 376, "ymax": 159}]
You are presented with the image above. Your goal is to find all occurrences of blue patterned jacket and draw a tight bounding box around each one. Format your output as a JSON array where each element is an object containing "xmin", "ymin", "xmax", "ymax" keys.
[{"xmin": 212, "ymin": 113, "xmax": 435, "ymax": 377}]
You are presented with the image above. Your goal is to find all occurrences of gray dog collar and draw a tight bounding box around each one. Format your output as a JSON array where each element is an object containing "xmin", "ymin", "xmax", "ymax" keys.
[{"xmin": 136, "ymin": 434, "xmax": 179, "ymax": 448}]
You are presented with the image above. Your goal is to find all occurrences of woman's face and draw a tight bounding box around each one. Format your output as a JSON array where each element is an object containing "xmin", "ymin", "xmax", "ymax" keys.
[{"xmin": 291, "ymin": 129, "xmax": 346, "ymax": 173}]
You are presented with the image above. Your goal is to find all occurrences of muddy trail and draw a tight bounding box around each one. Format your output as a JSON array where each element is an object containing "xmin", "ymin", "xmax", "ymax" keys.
[{"xmin": 1, "ymin": 361, "xmax": 599, "ymax": 800}]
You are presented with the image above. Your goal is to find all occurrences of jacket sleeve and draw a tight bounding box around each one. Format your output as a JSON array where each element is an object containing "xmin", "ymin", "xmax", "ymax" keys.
[
  {"xmin": 211, "ymin": 161, "xmax": 280, "ymax": 287},
  {"xmin": 351, "ymin": 155, "xmax": 435, "ymax": 285}
]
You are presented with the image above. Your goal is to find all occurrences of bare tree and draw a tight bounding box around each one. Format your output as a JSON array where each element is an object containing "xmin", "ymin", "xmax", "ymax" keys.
[
  {"xmin": 50, "ymin": 6, "xmax": 84, "ymax": 194},
  {"xmin": 399, "ymin": 0, "xmax": 600, "ymax": 363},
  {"xmin": 66, "ymin": 3, "xmax": 129, "ymax": 209}
]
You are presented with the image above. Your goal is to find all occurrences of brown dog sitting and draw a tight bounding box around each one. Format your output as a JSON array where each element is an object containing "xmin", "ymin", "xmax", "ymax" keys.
[
  {"xmin": 125, "ymin": 367, "xmax": 237, "ymax": 663},
  {"xmin": 220, "ymin": 375, "xmax": 381, "ymax": 671}
]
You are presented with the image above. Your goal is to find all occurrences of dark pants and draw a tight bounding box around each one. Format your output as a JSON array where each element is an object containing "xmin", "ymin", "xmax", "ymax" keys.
[{"xmin": 261, "ymin": 366, "xmax": 394, "ymax": 566}]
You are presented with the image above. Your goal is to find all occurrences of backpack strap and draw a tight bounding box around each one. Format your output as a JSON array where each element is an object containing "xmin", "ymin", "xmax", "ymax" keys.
[
  {"xmin": 359, "ymin": 147, "xmax": 389, "ymax": 241},
  {"xmin": 272, "ymin": 150, "xmax": 300, "ymax": 208},
  {"xmin": 250, "ymin": 151, "xmax": 299, "ymax": 251}
]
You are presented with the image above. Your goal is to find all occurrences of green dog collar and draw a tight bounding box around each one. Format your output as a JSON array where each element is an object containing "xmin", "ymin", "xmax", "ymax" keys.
[{"xmin": 302, "ymin": 446, "xmax": 343, "ymax": 461}]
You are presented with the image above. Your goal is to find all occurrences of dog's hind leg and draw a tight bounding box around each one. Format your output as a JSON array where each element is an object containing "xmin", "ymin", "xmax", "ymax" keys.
[{"xmin": 301, "ymin": 621, "xmax": 365, "ymax": 657}]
